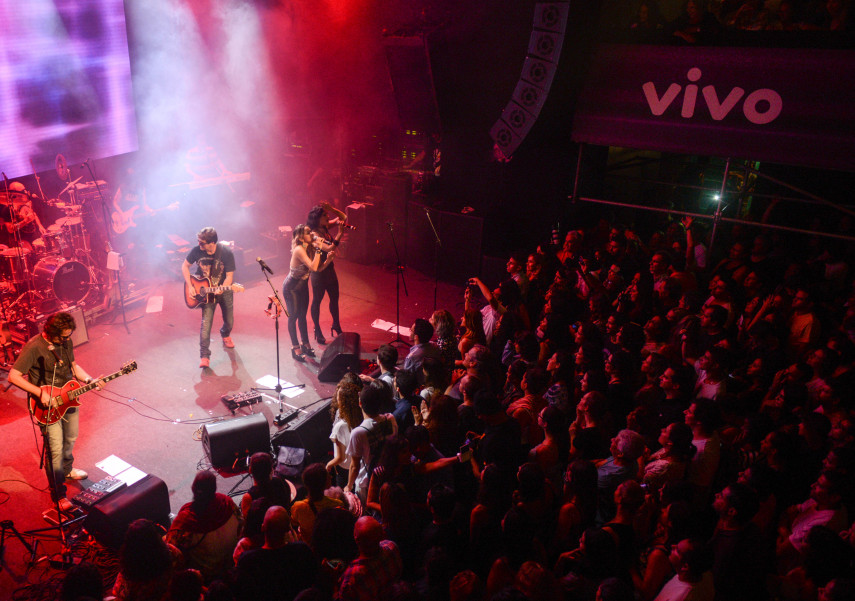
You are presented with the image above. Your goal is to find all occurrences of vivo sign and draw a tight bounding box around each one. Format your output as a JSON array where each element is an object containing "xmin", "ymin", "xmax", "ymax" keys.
[{"xmin": 642, "ymin": 68, "xmax": 783, "ymax": 125}]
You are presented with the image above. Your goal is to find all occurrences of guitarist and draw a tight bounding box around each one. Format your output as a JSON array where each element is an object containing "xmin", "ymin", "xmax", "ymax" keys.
[
  {"xmin": 8, "ymin": 312, "xmax": 103, "ymax": 506},
  {"xmin": 182, "ymin": 227, "xmax": 236, "ymax": 368}
]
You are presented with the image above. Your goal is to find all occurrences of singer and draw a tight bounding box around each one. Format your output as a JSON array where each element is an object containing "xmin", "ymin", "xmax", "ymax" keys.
[
  {"xmin": 8, "ymin": 312, "xmax": 103, "ymax": 509},
  {"xmin": 182, "ymin": 227, "xmax": 236, "ymax": 368},
  {"xmin": 307, "ymin": 204, "xmax": 348, "ymax": 344},
  {"xmin": 282, "ymin": 225, "xmax": 336, "ymax": 362}
]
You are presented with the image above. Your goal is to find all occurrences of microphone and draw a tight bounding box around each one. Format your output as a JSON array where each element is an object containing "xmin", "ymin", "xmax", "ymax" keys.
[
  {"xmin": 256, "ymin": 257, "xmax": 274, "ymax": 275},
  {"xmin": 339, "ymin": 222, "xmax": 356, "ymax": 230}
]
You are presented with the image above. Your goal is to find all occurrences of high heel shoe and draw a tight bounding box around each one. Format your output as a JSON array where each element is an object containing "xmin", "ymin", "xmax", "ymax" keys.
[
  {"xmin": 301, "ymin": 344, "xmax": 316, "ymax": 358},
  {"xmin": 291, "ymin": 347, "xmax": 306, "ymax": 363},
  {"xmin": 315, "ymin": 329, "xmax": 327, "ymax": 345},
  {"xmin": 331, "ymin": 325, "xmax": 343, "ymax": 338}
]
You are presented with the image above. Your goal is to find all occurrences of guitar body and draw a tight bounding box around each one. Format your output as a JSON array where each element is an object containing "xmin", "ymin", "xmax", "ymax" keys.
[
  {"xmin": 29, "ymin": 381, "xmax": 82, "ymax": 426},
  {"xmin": 111, "ymin": 206, "xmax": 139, "ymax": 234},
  {"xmin": 185, "ymin": 275, "xmax": 245, "ymax": 309},
  {"xmin": 185, "ymin": 275, "xmax": 215, "ymax": 308}
]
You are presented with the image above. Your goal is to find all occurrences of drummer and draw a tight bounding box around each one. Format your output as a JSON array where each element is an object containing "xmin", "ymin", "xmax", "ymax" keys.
[{"xmin": 1, "ymin": 181, "xmax": 47, "ymax": 249}]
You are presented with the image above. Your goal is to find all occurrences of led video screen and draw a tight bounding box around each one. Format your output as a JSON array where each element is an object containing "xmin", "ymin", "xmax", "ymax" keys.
[{"xmin": 0, "ymin": 0, "xmax": 138, "ymax": 179}]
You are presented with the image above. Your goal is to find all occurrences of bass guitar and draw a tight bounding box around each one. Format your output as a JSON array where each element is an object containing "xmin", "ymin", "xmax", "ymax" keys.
[
  {"xmin": 184, "ymin": 275, "xmax": 245, "ymax": 308},
  {"xmin": 29, "ymin": 361, "xmax": 138, "ymax": 426},
  {"xmin": 111, "ymin": 201, "xmax": 179, "ymax": 234}
]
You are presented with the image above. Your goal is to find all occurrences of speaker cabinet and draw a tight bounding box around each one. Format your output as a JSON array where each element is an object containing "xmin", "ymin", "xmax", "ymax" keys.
[
  {"xmin": 271, "ymin": 400, "xmax": 334, "ymax": 464},
  {"xmin": 84, "ymin": 474, "xmax": 170, "ymax": 549},
  {"xmin": 317, "ymin": 332, "xmax": 361, "ymax": 383},
  {"xmin": 202, "ymin": 412, "xmax": 270, "ymax": 469},
  {"xmin": 384, "ymin": 34, "xmax": 441, "ymax": 134}
]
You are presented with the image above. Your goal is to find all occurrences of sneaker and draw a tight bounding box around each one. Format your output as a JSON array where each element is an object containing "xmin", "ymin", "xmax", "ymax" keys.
[
  {"xmin": 200, "ymin": 357, "xmax": 210, "ymax": 368},
  {"xmin": 66, "ymin": 468, "xmax": 88, "ymax": 480},
  {"xmin": 222, "ymin": 336, "xmax": 235, "ymax": 348}
]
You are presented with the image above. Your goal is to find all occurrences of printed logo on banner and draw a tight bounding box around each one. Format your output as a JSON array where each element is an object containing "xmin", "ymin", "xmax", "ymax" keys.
[{"xmin": 643, "ymin": 68, "xmax": 783, "ymax": 125}]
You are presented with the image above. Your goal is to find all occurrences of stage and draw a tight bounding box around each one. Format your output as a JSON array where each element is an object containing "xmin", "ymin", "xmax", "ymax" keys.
[{"xmin": 0, "ymin": 258, "xmax": 463, "ymax": 593}]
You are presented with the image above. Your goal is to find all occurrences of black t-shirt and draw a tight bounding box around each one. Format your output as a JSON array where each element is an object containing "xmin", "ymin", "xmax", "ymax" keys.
[
  {"xmin": 185, "ymin": 243, "xmax": 236, "ymax": 286},
  {"xmin": 13, "ymin": 334, "xmax": 76, "ymax": 389}
]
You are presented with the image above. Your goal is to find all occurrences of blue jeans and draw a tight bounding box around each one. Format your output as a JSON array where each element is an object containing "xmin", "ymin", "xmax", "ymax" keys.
[
  {"xmin": 200, "ymin": 291, "xmax": 234, "ymax": 358},
  {"xmin": 43, "ymin": 408, "xmax": 79, "ymax": 500}
]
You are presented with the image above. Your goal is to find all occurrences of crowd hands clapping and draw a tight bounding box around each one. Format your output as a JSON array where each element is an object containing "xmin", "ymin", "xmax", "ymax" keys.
[{"xmin": 61, "ymin": 213, "xmax": 855, "ymax": 601}]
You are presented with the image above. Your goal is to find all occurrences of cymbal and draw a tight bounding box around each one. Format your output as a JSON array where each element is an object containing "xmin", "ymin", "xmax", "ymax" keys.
[
  {"xmin": 1, "ymin": 247, "xmax": 31, "ymax": 257},
  {"xmin": 53, "ymin": 216, "xmax": 83, "ymax": 228}
]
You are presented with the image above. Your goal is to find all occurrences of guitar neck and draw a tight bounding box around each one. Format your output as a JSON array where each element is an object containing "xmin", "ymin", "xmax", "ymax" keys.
[
  {"xmin": 202, "ymin": 285, "xmax": 238, "ymax": 293},
  {"xmin": 56, "ymin": 370, "xmax": 123, "ymax": 401}
]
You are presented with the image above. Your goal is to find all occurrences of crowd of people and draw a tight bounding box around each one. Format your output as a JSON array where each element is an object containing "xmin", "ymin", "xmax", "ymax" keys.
[
  {"xmin": 60, "ymin": 211, "xmax": 855, "ymax": 601},
  {"xmin": 602, "ymin": 0, "xmax": 852, "ymax": 44}
]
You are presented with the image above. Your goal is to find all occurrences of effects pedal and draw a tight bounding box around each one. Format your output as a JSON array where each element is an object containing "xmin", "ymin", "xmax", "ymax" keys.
[
  {"xmin": 71, "ymin": 476, "xmax": 127, "ymax": 509},
  {"xmin": 222, "ymin": 391, "xmax": 263, "ymax": 414}
]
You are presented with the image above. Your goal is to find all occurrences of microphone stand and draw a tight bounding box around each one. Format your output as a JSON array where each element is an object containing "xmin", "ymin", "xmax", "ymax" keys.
[
  {"xmin": 423, "ymin": 207, "xmax": 442, "ymax": 312},
  {"xmin": 251, "ymin": 263, "xmax": 304, "ymax": 426},
  {"xmin": 35, "ymin": 360, "xmax": 76, "ymax": 569},
  {"xmin": 385, "ymin": 222, "xmax": 410, "ymax": 348},
  {"xmin": 86, "ymin": 160, "xmax": 130, "ymax": 334}
]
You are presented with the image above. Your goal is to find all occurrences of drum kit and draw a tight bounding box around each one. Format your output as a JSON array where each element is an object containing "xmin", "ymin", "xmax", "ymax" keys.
[{"xmin": 0, "ymin": 155, "xmax": 107, "ymax": 324}]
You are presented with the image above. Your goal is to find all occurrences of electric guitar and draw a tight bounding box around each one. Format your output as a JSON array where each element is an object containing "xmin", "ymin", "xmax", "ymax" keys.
[
  {"xmin": 29, "ymin": 361, "xmax": 138, "ymax": 426},
  {"xmin": 184, "ymin": 275, "xmax": 245, "ymax": 308},
  {"xmin": 111, "ymin": 201, "xmax": 179, "ymax": 234}
]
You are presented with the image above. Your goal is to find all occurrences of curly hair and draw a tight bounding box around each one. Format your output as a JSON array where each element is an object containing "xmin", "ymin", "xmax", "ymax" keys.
[
  {"xmin": 44, "ymin": 312, "xmax": 76, "ymax": 339},
  {"xmin": 430, "ymin": 309, "xmax": 456, "ymax": 340},
  {"xmin": 307, "ymin": 205, "xmax": 326, "ymax": 231},
  {"xmin": 332, "ymin": 374, "xmax": 363, "ymax": 429}
]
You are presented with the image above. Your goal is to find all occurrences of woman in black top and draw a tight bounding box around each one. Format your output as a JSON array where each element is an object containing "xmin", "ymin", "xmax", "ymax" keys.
[{"xmin": 307, "ymin": 204, "xmax": 347, "ymax": 344}]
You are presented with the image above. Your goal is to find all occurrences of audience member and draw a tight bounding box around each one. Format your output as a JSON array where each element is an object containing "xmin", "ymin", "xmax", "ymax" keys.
[{"xmin": 166, "ymin": 471, "xmax": 242, "ymax": 583}]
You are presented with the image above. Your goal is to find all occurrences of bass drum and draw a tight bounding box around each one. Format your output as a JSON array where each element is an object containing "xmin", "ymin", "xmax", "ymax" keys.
[{"xmin": 33, "ymin": 257, "xmax": 94, "ymax": 305}]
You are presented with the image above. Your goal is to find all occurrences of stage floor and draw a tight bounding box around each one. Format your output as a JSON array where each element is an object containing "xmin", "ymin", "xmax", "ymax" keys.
[{"xmin": 0, "ymin": 258, "xmax": 463, "ymax": 593}]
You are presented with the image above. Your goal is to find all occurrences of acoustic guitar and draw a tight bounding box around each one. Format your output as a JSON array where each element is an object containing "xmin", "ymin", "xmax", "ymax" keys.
[{"xmin": 184, "ymin": 275, "xmax": 245, "ymax": 308}]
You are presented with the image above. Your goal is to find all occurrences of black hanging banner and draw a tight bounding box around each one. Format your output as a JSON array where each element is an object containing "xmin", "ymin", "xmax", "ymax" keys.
[{"xmin": 572, "ymin": 44, "xmax": 855, "ymax": 172}]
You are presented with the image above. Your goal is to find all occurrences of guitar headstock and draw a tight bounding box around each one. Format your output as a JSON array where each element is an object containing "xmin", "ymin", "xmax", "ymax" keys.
[{"xmin": 121, "ymin": 361, "xmax": 138, "ymax": 374}]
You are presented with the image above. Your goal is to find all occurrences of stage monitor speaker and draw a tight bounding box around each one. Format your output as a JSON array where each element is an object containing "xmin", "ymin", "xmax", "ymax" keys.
[
  {"xmin": 317, "ymin": 332, "xmax": 361, "ymax": 383},
  {"xmin": 84, "ymin": 474, "xmax": 170, "ymax": 549},
  {"xmin": 271, "ymin": 399, "xmax": 334, "ymax": 464},
  {"xmin": 202, "ymin": 412, "xmax": 270, "ymax": 469}
]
